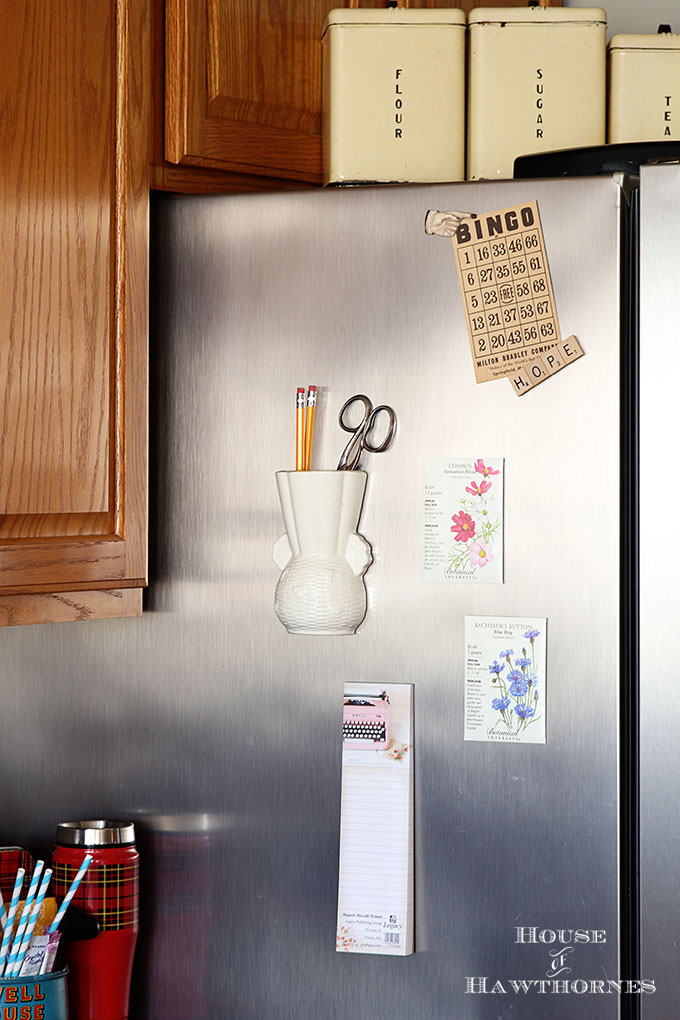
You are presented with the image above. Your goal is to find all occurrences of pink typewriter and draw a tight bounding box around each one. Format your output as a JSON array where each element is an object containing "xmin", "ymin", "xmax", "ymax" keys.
[{"xmin": 343, "ymin": 691, "xmax": 390, "ymax": 749}]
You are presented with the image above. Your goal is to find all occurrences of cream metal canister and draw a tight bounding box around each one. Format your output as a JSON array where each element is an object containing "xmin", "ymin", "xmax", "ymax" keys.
[
  {"xmin": 322, "ymin": 8, "xmax": 466, "ymax": 185},
  {"xmin": 608, "ymin": 29, "xmax": 680, "ymax": 143},
  {"xmin": 467, "ymin": 7, "xmax": 607, "ymax": 181}
]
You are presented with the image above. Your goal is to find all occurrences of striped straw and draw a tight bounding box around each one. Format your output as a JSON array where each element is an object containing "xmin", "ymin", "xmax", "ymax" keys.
[
  {"xmin": 11, "ymin": 868, "xmax": 52, "ymax": 978},
  {"xmin": 4, "ymin": 861, "xmax": 44, "ymax": 978},
  {"xmin": 47, "ymin": 854, "xmax": 93, "ymax": 934},
  {"xmin": 0, "ymin": 869, "xmax": 24, "ymax": 975},
  {"xmin": 0, "ymin": 887, "xmax": 6, "ymax": 930}
]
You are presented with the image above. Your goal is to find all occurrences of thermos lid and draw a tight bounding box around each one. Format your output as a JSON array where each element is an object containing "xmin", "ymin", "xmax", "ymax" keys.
[{"xmin": 56, "ymin": 820, "xmax": 136, "ymax": 847}]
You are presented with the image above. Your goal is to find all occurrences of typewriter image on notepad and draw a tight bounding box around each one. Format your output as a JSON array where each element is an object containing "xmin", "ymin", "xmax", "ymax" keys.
[{"xmin": 343, "ymin": 691, "xmax": 390, "ymax": 749}]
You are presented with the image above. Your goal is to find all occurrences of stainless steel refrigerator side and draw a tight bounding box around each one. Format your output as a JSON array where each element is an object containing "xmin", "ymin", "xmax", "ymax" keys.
[
  {"xmin": 0, "ymin": 177, "xmax": 622, "ymax": 1019},
  {"xmin": 639, "ymin": 164, "xmax": 680, "ymax": 1018},
  {"xmin": 146, "ymin": 177, "xmax": 623, "ymax": 1018}
]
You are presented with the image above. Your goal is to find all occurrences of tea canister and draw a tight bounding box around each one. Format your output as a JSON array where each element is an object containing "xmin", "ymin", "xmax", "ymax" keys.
[
  {"xmin": 608, "ymin": 27, "xmax": 680, "ymax": 143},
  {"xmin": 467, "ymin": 6, "xmax": 607, "ymax": 180},
  {"xmin": 322, "ymin": 7, "xmax": 466, "ymax": 185}
]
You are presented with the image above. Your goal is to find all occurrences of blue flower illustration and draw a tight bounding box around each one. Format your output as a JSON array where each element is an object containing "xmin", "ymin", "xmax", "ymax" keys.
[
  {"xmin": 509, "ymin": 676, "xmax": 528, "ymax": 697},
  {"xmin": 523, "ymin": 628, "xmax": 540, "ymax": 640},
  {"xmin": 486, "ymin": 642, "xmax": 541, "ymax": 735},
  {"xmin": 515, "ymin": 704, "xmax": 536, "ymax": 719}
]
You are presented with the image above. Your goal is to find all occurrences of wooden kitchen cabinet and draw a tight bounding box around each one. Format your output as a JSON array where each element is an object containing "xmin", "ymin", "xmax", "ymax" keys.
[
  {"xmin": 0, "ymin": 0, "xmax": 149, "ymax": 625},
  {"xmin": 162, "ymin": 0, "xmax": 327, "ymax": 185},
  {"xmin": 159, "ymin": 0, "xmax": 562, "ymax": 189}
]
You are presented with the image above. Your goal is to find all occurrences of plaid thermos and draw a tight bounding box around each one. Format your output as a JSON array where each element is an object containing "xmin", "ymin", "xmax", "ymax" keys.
[{"xmin": 52, "ymin": 821, "xmax": 139, "ymax": 1020}]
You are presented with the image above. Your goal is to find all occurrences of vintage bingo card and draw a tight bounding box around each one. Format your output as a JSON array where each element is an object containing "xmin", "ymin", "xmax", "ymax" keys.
[{"xmin": 452, "ymin": 201, "xmax": 562, "ymax": 383}]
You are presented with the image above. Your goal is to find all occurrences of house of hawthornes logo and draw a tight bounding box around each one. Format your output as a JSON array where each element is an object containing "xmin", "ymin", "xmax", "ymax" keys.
[{"xmin": 464, "ymin": 927, "xmax": 656, "ymax": 997}]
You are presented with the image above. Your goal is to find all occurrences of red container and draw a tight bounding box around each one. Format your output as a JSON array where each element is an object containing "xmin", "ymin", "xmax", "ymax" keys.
[
  {"xmin": 0, "ymin": 847, "xmax": 33, "ymax": 903},
  {"xmin": 52, "ymin": 821, "xmax": 139, "ymax": 1020}
]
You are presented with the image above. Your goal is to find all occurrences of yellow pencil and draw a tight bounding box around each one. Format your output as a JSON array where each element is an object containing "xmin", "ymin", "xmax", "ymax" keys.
[
  {"xmin": 304, "ymin": 386, "xmax": 317, "ymax": 470},
  {"xmin": 296, "ymin": 388, "xmax": 305, "ymax": 470}
]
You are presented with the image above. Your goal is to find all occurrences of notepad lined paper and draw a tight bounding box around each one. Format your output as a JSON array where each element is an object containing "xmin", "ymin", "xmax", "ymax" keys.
[{"xmin": 336, "ymin": 683, "xmax": 414, "ymax": 956}]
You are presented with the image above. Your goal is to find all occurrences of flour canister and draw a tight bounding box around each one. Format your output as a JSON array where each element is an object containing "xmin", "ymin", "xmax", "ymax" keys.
[
  {"xmin": 608, "ymin": 27, "xmax": 680, "ymax": 143},
  {"xmin": 467, "ymin": 6, "xmax": 607, "ymax": 180},
  {"xmin": 52, "ymin": 821, "xmax": 139, "ymax": 1020},
  {"xmin": 322, "ymin": 8, "xmax": 466, "ymax": 185}
]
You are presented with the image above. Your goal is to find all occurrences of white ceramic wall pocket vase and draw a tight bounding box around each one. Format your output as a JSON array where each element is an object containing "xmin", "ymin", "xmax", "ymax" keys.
[{"xmin": 273, "ymin": 471, "xmax": 372, "ymax": 635}]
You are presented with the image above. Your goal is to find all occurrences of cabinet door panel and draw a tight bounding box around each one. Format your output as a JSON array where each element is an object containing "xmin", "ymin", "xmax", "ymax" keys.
[
  {"xmin": 166, "ymin": 0, "xmax": 328, "ymax": 181},
  {"xmin": 0, "ymin": 540, "xmax": 128, "ymax": 590},
  {"xmin": 0, "ymin": 3, "xmax": 111, "ymax": 515},
  {"xmin": 0, "ymin": 0, "xmax": 148, "ymax": 617},
  {"xmin": 207, "ymin": 0, "xmax": 321, "ymax": 135}
]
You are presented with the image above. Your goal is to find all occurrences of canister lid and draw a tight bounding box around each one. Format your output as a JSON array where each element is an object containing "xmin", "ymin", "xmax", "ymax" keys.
[
  {"xmin": 468, "ymin": 7, "xmax": 606, "ymax": 27},
  {"xmin": 608, "ymin": 31, "xmax": 680, "ymax": 52},
  {"xmin": 56, "ymin": 820, "xmax": 136, "ymax": 847},
  {"xmin": 323, "ymin": 8, "xmax": 465, "ymax": 34}
]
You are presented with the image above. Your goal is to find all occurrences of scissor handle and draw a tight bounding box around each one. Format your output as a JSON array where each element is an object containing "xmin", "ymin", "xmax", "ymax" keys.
[
  {"xmin": 337, "ymin": 395, "xmax": 397, "ymax": 470},
  {"xmin": 362, "ymin": 405, "xmax": 397, "ymax": 455},
  {"xmin": 337, "ymin": 395, "xmax": 372, "ymax": 470},
  {"xmin": 338, "ymin": 394, "xmax": 372, "ymax": 433}
]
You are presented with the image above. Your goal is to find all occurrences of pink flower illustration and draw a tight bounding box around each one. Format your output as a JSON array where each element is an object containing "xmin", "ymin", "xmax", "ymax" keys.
[
  {"xmin": 474, "ymin": 459, "xmax": 500, "ymax": 478},
  {"xmin": 451, "ymin": 511, "xmax": 476, "ymax": 543},
  {"xmin": 469, "ymin": 540, "xmax": 494, "ymax": 567},
  {"xmin": 385, "ymin": 742, "xmax": 409, "ymax": 762},
  {"xmin": 465, "ymin": 479, "xmax": 492, "ymax": 497}
]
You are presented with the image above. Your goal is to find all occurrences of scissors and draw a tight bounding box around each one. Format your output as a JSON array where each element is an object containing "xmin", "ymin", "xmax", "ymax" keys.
[{"xmin": 336, "ymin": 394, "xmax": 397, "ymax": 471}]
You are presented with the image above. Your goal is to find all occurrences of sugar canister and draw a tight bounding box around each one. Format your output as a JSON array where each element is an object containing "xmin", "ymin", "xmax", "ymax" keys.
[{"xmin": 467, "ymin": 6, "xmax": 607, "ymax": 180}]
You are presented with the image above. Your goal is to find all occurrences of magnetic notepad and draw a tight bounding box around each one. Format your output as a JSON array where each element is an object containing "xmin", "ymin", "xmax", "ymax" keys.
[{"xmin": 336, "ymin": 683, "xmax": 414, "ymax": 956}]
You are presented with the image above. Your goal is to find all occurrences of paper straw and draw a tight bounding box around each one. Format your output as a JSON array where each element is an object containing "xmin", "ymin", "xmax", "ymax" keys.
[
  {"xmin": 0, "ymin": 868, "xmax": 24, "ymax": 974},
  {"xmin": 296, "ymin": 387, "xmax": 305, "ymax": 470},
  {"xmin": 4, "ymin": 861, "xmax": 43, "ymax": 977},
  {"xmin": 11, "ymin": 868, "xmax": 52, "ymax": 978},
  {"xmin": 47, "ymin": 853, "xmax": 93, "ymax": 934},
  {"xmin": 0, "ymin": 887, "xmax": 6, "ymax": 930}
]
